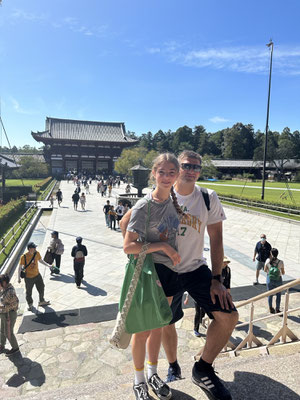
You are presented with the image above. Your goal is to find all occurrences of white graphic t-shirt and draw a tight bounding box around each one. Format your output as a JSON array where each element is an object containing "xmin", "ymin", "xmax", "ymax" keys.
[{"xmin": 174, "ymin": 186, "xmax": 226, "ymax": 273}]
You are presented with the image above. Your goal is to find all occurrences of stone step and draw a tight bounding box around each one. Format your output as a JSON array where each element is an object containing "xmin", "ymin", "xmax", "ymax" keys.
[{"xmin": 3, "ymin": 351, "xmax": 300, "ymax": 400}]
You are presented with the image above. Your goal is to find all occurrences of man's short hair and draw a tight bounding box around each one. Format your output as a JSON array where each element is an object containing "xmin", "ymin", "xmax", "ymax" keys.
[
  {"xmin": 27, "ymin": 242, "xmax": 37, "ymax": 249},
  {"xmin": 76, "ymin": 236, "xmax": 83, "ymax": 243},
  {"xmin": 178, "ymin": 150, "xmax": 202, "ymax": 164}
]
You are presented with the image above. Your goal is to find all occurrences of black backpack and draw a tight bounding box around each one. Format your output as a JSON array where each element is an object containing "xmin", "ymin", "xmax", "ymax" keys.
[{"xmin": 200, "ymin": 187, "xmax": 210, "ymax": 211}]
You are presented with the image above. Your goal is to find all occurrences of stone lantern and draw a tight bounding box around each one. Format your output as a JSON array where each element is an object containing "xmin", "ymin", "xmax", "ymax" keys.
[{"xmin": 130, "ymin": 161, "xmax": 150, "ymax": 197}]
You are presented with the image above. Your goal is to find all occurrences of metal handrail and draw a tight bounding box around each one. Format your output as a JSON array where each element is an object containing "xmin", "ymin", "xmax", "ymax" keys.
[
  {"xmin": 219, "ymin": 195, "xmax": 300, "ymax": 216},
  {"xmin": 231, "ymin": 278, "xmax": 300, "ymax": 353},
  {"xmin": 194, "ymin": 278, "xmax": 300, "ymax": 359},
  {"xmin": 0, "ymin": 203, "xmax": 37, "ymax": 257}
]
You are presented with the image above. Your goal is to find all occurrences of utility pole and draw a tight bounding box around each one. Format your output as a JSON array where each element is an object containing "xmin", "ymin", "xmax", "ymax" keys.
[{"xmin": 261, "ymin": 39, "xmax": 274, "ymax": 200}]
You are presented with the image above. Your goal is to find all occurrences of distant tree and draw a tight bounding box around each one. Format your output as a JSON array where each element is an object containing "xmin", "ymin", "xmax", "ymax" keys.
[
  {"xmin": 114, "ymin": 147, "xmax": 158, "ymax": 175},
  {"xmin": 172, "ymin": 126, "xmax": 193, "ymax": 154},
  {"xmin": 127, "ymin": 131, "xmax": 139, "ymax": 140},
  {"xmin": 223, "ymin": 123, "xmax": 255, "ymax": 159},
  {"xmin": 200, "ymin": 155, "xmax": 218, "ymax": 179},
  {"xmin": 11, "ymin": 156, "xmax": 49, "ymax": 178},
  {"xmin": 153, "ymin": 130, "xmax": 170, "ymax": 152},
  {"xmin": 208, "ymin": 130, "xmax": 224, "ymax": 157},
  {"xmin": 139, "ymin": 132, "xmax": 153, "ymax": 151}
]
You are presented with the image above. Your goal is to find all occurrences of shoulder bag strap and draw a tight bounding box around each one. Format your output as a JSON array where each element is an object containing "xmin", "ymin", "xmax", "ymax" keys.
[
  {"xmin": 110, "ymin": 201, "xmax": 151, "ymax": 347},
  {"xmin": 23, "ymin": 252, "xmax": 37, "ymax": 270}
]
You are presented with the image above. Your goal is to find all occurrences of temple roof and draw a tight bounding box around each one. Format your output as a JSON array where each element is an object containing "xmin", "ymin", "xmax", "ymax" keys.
[
  {"xmin": 32, "ymin": 117, "xmax": 137, "ymax": 144},
  {"xmin": 0, "ymin": 154, "xmax": 19, "ymax": 168}
]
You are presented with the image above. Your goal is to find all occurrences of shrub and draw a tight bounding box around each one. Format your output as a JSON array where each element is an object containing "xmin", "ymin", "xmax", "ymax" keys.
[{"xmin": 0, "ymin": 198, "xmax": 26, "ymax": 234}]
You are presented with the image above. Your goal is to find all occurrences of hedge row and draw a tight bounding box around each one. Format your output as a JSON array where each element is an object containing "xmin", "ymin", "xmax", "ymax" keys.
[
  {"xmin": 33, "ymin": 177, "xmax": 52, "ymax": 192},
  {"xmin": 219, "ymin": 193, "xmax": 300, "ymax": 211},
  {"xmin": 0, "ymin": 198, "xmax": 26, "ymax": 229}
]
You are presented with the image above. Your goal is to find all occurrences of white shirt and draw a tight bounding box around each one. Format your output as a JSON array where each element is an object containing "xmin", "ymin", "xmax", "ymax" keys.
[{"xmin": 174, "ymin": 186, "xmax": 226, "ymax": 273}]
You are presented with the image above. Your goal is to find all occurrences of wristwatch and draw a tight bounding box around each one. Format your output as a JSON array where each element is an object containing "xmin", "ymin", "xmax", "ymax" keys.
[{"xmin": 212, "ymin": 274, "xmax": 222, "ymax": 282}]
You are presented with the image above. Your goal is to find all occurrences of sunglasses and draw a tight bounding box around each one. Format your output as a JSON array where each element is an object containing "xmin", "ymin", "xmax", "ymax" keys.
[{"xmin": 180, "ymin": 163, "xmax": 202, "ymax": 172}]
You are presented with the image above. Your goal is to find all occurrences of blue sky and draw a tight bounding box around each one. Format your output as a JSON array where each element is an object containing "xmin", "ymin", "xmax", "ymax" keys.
[{"xmin": 1, "ymin": 0, "xmax": 300, "ymax": 147}]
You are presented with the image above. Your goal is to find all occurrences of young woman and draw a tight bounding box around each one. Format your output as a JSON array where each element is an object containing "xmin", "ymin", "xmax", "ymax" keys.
[
  {"xmin": 80, "ymin": 193, "xmax": 86, "ymax": 210},
  {"xmin": 0, "ymin": 274, "xmax": 20, "ymax": 356},
  {"xmin": 264, "ymin": 248, "xmax": 285, "ymax": 313},
  {"xmin": 123, "ymin": 153, "xmax": 183, "ymax": 400}
]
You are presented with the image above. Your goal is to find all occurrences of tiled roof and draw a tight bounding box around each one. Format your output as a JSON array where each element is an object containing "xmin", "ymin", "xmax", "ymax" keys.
[
  {"xmin": 212, "ymin": 160, "xmax": 263, "ymax": 168},
  {"xmin": 0, "ymin": 154, "xmax": 19, "ymax": 168},
  {"xmin": 212, "ymin": 159, "xmax": 300, "ymax": 169},
  {"xmin": 32, "ymin": 117, "xmax": 137, "ymax": 144}
]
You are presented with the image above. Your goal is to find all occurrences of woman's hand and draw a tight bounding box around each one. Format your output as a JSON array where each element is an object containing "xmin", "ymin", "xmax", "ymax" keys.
[{"xmin": 162, "ymin": 243, "xmax": 181, "ymax": 266}]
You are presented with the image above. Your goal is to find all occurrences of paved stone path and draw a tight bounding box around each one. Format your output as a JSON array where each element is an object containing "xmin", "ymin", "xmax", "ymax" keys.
[{"xmin": 1, "ymin": 180, "xmax": 299, "ymax": 399}]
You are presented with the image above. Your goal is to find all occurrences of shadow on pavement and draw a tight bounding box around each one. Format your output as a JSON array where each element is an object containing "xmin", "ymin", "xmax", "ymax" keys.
[
  {"xmin": 6, "ymin": 352, "xmax": 45, "ymax": 388},
  {"xmin": 227, "ymin": 371, "xmax": 300, "ymax": 399},
  {"xmin": 80, "ymin": 279, "xmax": 107, "ymax": 296}
]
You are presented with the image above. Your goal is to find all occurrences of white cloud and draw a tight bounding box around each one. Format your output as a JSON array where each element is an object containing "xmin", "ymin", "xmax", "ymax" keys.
[
  {"xmin": 147, "ymin": 42, "xmax": 300, "ymax": 75},
  {"xmin": 10, "ymin": 97, "xmax": 36, "ymax": 115},
  {"xmin": 209, "ymin": 116, "xmax": 230, "ymax": 124},
  {"xmin": 147, "ymin": 47, "xmax": 161, "ymax": 54},
  {"xmin": 11, "ymin": 9, "xmax": 46, "ymax": 22}
]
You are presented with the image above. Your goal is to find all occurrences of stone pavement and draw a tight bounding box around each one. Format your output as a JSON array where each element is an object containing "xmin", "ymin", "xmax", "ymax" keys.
[
  {"xmin": 10, "ymin": 180, "xmax": 300, "ymax": 315},
  {"xmin": 1, "ymin": 180, "xmax": 299, "ymax": 399}
]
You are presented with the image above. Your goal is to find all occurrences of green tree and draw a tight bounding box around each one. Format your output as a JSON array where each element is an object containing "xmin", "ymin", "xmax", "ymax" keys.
[
  {"xmin": 114, "ymin": 147, "xmax": 159, "ymax": 175},
  {"xmin": 200, "ymin": 155, "xmax": 218, "ymax": 179},
  {"xmin": 12, "ymin": 156, "xmax": 50, "ymax": 178},
  {"xmin": 171, "ymin": 126, "xmax": 193, "ymax": 154},
  {"xmin": 223, "ymin": 123, "xmax": 255, "ymax": 159}
]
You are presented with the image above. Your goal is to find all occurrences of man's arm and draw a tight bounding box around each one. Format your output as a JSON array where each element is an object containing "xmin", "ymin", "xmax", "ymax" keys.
[{"xmin": 207, "ymin": 221, "xmax": 233, "ymax": 310}]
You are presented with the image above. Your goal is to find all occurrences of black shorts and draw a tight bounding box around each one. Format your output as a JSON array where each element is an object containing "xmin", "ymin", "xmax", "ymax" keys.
[{"xmin": 155, "ymin": 263, "xmax": 236, "ymax": 320}]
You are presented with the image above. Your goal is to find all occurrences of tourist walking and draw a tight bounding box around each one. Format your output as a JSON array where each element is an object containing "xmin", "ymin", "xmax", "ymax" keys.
[
  {"xmin": 80, "ymin": 193, "xmax": 86, "ymax": 210},
  {"xmin": 0, "ymin": 274, "xmax": 20, "ymax": 356},
  {"xmin": 71, "ymin": 237, "xmax": 88, "ymax": 288},
  {"xmin": 48, "ymin": 231, "xmax": 64, "ymax": 275},
  {"xmin": 253, "ymin": 234, "xmax": 272, "ymax": 285},
  {"xmin": 18, "ymin": 242, "xmax": 51, "ymax": 311},
  {"xmin": 116, "ymin": 201, "xmax": 124, "ymax": 228},
  {"xmin": 72, "ymin": 190, "xmax": 80, "ymax": 211},
  {"xmin": 264, "ymin": 248, "xmax": 285, "ymax": 314},
  {"xmin": 49, "ymin": 195, "xmax": 54, "ymax": 208},
  {"xmin": 109, "ymin": 205, "xmax": 117, "ymax": 230},
  {"xmin": 56, "ymin": 189, "xmax": 63, "ymax": 207},
  {"xmin": 103, "ymin": 200, "xmax": 111, "ymax": 227},
  {"xmin": 124, "ymin": 153, "xmax": 182, "ymax": 400}
]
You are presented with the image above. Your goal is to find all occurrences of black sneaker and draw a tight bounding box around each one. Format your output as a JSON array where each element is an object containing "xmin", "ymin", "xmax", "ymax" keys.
[
  {"xmin": 133, "ymin": 382, "xmax": 151, "ymax": 400},
  {"xmin": 166, "ymin": 363, "xmax": 182, "ymax": 382},
  {"xmin": 5, "ymin": 348, "xmax": 20, "ymax": 357},
  {"xmin": 192, "ymin": 362, "xmax": 232, "ymax": 400},
  {"xmin": 148, "ymin": 373, "xmax": 172, "ymax": 400}
]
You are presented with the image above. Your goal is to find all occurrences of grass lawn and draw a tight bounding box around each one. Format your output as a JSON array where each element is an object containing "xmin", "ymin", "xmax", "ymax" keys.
[
  {"xmin": 198, "ymin": 180, "xmax": 300, "ymax": 207},
  {"xmin": 203, "ymin": 180, "xmax": 300, "ymax": 189},
  {"xmin": 1, "ymin": 179, "xmax": 45, "ymax": 187}
]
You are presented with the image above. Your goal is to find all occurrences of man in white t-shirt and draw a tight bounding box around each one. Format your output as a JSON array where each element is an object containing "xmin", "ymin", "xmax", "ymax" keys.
[{"xmin": 121, "ymin": 150, "xmax": 238, "ymax": 400}]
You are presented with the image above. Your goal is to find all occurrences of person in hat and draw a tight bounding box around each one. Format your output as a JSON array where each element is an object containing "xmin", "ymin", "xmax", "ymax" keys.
[
  {"xmin": 18, "ymin": 242, "xmax": 51, "ymax": 311},
  {"xmin": 71, "ymin": 237, "xmax": 88, "ymax": 288},
  {"xmin": 0, "ymin": 274, "xmax": 20, "ymax": 356}
]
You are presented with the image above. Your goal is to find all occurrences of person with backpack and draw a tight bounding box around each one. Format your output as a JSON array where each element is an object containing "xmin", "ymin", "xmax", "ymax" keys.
[
  {"xmin": 264, "ymin": 248, "xmax": 285, "ymax": 314},
  {"xmin": 121, "ymin": 150, "xmax": 238, "ymax": 400},
  {"xmin": 18, "ymin": 242, "xmax": 51, "ymax": 311},
  {"xmin": 48, "ymin": 231, "xmax": 64, "ymax": 275},
  {"xmin": 71, "ymin": 237, "xmax": 88, "ymax": 288}
]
